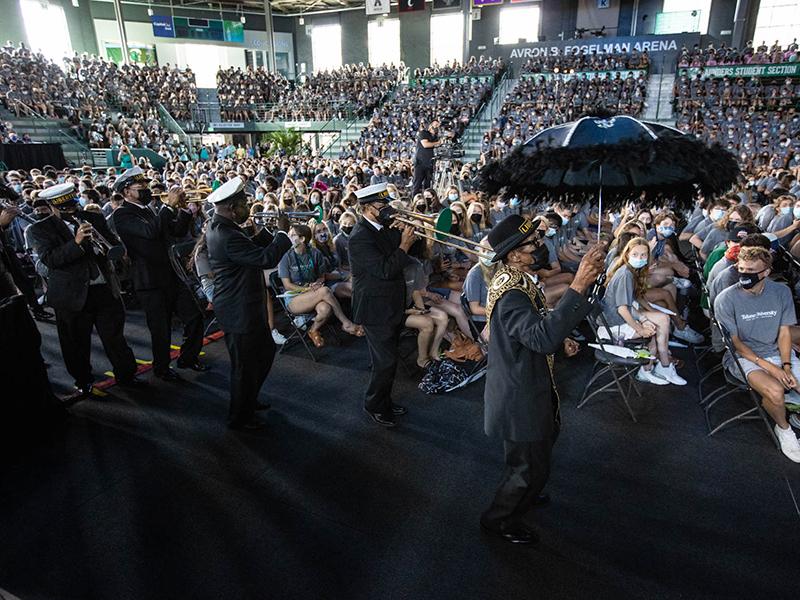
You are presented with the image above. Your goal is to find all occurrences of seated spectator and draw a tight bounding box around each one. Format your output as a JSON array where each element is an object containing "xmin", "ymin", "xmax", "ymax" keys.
[
  {"xmin": 714, "ymin": 246, "xmax": 800, "ymax": 462},
  {"xmin": 278, "ymin": 224, "xmax": 363, "ymax": 348}
]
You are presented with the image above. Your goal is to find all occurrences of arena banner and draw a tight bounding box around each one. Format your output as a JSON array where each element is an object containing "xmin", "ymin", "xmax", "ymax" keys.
[
  {"xmin": 677, "ymin": 62, "xmax": 800, "ymax": 79},
  {"xmin": 487, "ymin": 33, "xmax": 701, "ymax": 74},
  {"xmin": 520, "ymin": 68, "xmax": 647, "ymax": 81}
]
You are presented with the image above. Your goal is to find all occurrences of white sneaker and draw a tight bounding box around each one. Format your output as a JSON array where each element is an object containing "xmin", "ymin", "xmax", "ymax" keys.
[
  {"xmin": 672, "ymin": 277, "xmax": 693, "ymax": 290},
  {"xmin": 271, "ymin": 328, "xmax": 287, "ymax": 345},
  {"xmin": 673, "ymin": 326, "xmax": 704, "ymax": 344},
  {"xmin": 636, "ymin": 367, "xmax": 669, "ymax": 385},
  {"xmin": 775, "ymin": 424, "xmax": 800, "ymax": 463},
  {"xmin": 653, "ymin": 362, "xmax": 687, "ymax": 386}
]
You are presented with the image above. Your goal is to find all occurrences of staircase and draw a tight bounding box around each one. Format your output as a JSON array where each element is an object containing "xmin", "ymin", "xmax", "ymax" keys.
[
  {"xmin": 0, "ymin": 106, "xmax": 94, "ymax": 166},
  {"xmin": 642, "ymin": 73, "xmax": 676, "ymax": 123},
  {"xmin": 196, "ymin": 88, "xmax": 221, "ymax": 123},
  {"xmin": 461, "ymin": 75, "xmax": 517, "ymax": 163},
  {"xmin": 320, "ymin": 120, "xmax": 369, "ymax": 159}
]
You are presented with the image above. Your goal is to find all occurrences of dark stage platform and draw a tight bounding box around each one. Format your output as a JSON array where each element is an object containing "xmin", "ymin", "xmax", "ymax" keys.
[{"xmin": 1, "ymin": 310, "xmax": 799, "ymax": 600}]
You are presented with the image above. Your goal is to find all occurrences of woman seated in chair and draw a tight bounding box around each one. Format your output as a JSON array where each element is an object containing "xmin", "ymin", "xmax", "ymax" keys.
[
  {"xmin": 404, "ymin": 244, "xmax": 450, "ymax": 367},
  {"xmin": 602, "ymin": 237, "xmax": 688, "ymax": 386},
  {"xmin": 311, "ymin": 220, "xmax": 352, "ymax": 299},
  {"xmin": 278, "ymin": 225, "xmax": 364, "ymax": 348}
]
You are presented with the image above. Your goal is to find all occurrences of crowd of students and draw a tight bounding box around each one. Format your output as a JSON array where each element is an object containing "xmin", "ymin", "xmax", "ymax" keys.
[
  {"xmin": 520, "ymin": 50, "xmax": 650, "ymax": 74},
  {"xmin": 677, "ymin": 40, "xmax": 800, "ymax": 68}
]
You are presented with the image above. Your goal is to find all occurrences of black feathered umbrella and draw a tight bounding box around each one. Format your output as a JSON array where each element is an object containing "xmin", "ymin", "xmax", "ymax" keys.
[{"xmin": 478, "ymin": 114, "xmax": 740, "ymax": 219}]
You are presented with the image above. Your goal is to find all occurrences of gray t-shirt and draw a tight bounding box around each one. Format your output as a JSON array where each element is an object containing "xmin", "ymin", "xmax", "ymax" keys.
[
  {"xmin": 543, "ymin": 235, "xmax": 558, "ymax": 265},
  {"xmin": 708, "ymin": 263, "xmax": 739, "ymax": 306},
  {"xmin": 707, "ymin": 256, "xmax": 733, "ymax": 285},
  {"xmin": 714, "ymin": 279, "xmax": 796, "ymax": 357},
  {"xmin": 463, "ymin": 264, "xmax": 488, "ymax": 320},
  {"xmin": 601, "ymin": 266, "xmax": 635, "ymax": 327},
  {"xmin": 756, "ymin": 205, "xmax": 776, "ymax": 231},
  {"xmin": 701, "ymin": 227, "xmax": 728, "ymax": 256},
  {"xmin": 684, "ymin": 215, "xmax": 710, "ymax": 235},
  {"xmin": 277, "ymin": 247, "xmax": 328, "ymax": 286}
]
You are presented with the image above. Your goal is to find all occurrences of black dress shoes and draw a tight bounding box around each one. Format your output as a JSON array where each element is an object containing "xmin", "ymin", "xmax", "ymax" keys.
[
  {"xmin": 31, "ymin": 307, "xmax": 54, "ymax": 322},
  {"xmin": 62, "ymin": 383, "xmax": 94, "ymax": 405},
  {"xmin": 480, "ymin": 521, "xmax": 539, "ymax": 545},
  {"xmin": 229, "ymin": 417, "xmax": 267, "ymax": 431},
  {"xmin": 154, "ymin": 367, "xmax": 183, "ymax": 382},
  {"xmin": 364, "ymin": 408, "xmax": 396, "ymax": 428},
  {"xmin": 391, "ymin": 404, "xmax": 408, "ymax": 416},
  {"xmin": 176, "ymin": 360, "xmax": 210, "ymax": 372},
  {"xmin": 116, "ymin": 376, "xmax": 148, "ymax": 389}
]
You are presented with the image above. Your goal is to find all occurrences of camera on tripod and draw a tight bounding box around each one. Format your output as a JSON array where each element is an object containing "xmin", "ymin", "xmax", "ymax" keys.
[{"xmin": 435, "ymin": 137, "xmax": 465, "ymax": 160}]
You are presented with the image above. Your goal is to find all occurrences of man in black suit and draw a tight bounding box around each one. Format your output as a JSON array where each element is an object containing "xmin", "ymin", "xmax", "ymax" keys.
[
  {"xmin": 27, "ymin": 183, "xmax": 144, "ymax": 399},
  {"xmin": 479, "ymin": 215, "xmax": 605, "ymax": 545},
  {"xmin": 205, "ymin": 177, "xmax": 292, "ymax": 430},
  {"xmin": 348, "ymin": 183, "xmax": 417, "ymax": 428},
  {"xmin": 111, "ymin": 167, "xmax": 205, "ymax": 381}
]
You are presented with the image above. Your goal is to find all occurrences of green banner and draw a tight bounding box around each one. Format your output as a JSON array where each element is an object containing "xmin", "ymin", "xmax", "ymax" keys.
[
  {"xmin": 678, "ymin": 62, "xmax": 800, "ymax": 79},
  {"xmin": 520, "ymin": 68, "xmax": 647, "ymax": 81}
]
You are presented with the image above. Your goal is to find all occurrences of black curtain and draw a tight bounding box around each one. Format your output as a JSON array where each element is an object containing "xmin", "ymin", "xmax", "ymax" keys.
[{"xmin": 0, "ymin": 143, "xmax": 67, "ymax": 170}]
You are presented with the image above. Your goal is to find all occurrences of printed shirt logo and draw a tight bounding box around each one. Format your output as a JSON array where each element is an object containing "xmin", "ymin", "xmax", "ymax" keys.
[{"xmin": 740, "ymin": 310, "xmax": 778, "ymax": 322}]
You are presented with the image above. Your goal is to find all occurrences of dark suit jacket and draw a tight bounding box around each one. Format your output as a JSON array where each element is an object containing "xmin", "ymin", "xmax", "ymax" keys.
[
  {"xmin": 112, "ymin": 201, "xmax": 191, "ymax": 291},
  {"xmin": 206, "ymin": 214, "xmax": 291, "ymax": 334},
  {"xmin": 27, "ymin": 211, "xmax": 122, "ymax": 312},
  {"xmin": 348, "ymin": 218, "xmax": 412, "ymax": 327},
  {"xmin": 484, "ymin": 287, "xmax": 592, "ymax": 442}
]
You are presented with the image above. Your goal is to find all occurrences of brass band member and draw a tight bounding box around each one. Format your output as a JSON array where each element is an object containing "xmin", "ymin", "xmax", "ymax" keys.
[
  {"xmin": 480, "ymin": 215, "xmax": 605, "ymax": 545},
  {"xmin": 205, "ymin": 177, "xmax": 292, "ymax": 430},
  {"xmin": 112, "ymin": 167, "xmax": 206, "ymax": 381},
  {"xmin": 27, "ymin": 183, "xmax": 144, "ymax": 399}
]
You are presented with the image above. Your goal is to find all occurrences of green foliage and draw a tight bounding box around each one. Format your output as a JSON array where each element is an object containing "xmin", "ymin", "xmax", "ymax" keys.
[{"xmin": 262, "ymin": 129, "xmax": 303, "ymax": 156}]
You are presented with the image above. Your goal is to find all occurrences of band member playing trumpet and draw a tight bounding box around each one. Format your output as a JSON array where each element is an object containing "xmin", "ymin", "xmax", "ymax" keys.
[
  {"xmin": 112, "ymin": 167, "xmax": 206, "ymax": 382},
  {"xmin": 205, "ymin": 177, "xmax": 292, "ymax": 430},
  {"xmin": 28, "ymin": 183, "xmax": 144, "ymax": 399},
  {"xmin": 349, "ymin": 183, "xmax": 417, "ymax": 428}
]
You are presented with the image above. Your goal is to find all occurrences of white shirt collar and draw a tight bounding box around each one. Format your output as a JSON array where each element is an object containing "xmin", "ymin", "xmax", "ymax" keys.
[{"xmin": 364, "ymin": 215, "xmax": 383, "ymax": 231}]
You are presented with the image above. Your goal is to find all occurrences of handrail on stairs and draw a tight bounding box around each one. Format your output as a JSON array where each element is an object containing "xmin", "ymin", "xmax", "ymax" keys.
[
  {"xmin": 461, "ymin": 71, "xmax": 511, "ymax": 152},
  {"xmin": 157, "ymin": 102, "xmax": 190, "ymax": 147},
  {"xmin": 13, "ymin": 101, "xmax": 94, "ymax": 166}
]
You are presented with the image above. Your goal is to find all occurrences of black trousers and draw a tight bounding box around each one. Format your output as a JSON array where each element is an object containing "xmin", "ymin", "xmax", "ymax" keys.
[
  {"xmin": 55, "ymin": 284, "xmax": 137, "ymax": 387},
  {"xmin": 363, "ymin": 322, "xmax": 402, "ymax": 416},
  {"xmin": 138, "ymin": 284, "xmax": 203, "ymax": 374},
  {"xmin": 223, "ymin": 326, "xmax": 276, "ymax": 426},
  {"xmin": 412, "ymin": 161, "xmax": 433, "ymax": 195},
  {"xmin": 481, "ymin": 438, "xmax": 553, "ymax": 532}
]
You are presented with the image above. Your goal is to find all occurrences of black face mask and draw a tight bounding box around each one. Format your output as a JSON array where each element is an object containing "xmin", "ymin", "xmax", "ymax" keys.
[
  {"xmin": 32, "ymin": 212, "xmax": 50, "ymax": 221},
  {"xmin": 530, "ymin": 243, "xmax": 550, "ymax": 271},
  {"xmin": 726, "ymin": 220, "xmax": 741, "ymax": 231},
  {"xmin": 738, "ymin": 268, "xmax": 767, "ymax": 289},
  {"xmin": 450, "ymin": 222, "xmax": 461, "ymax": 234},
  {"xmin": 415, "ymin": 204, "xmax": 427, "ymax": 212},
  {"xmin": 470, "ymin": 213, "xmax": 482, "ymax": 224},
  {"xmin": 138, "ymin": 188, "xmax": 153, "ymax": 204},
  {"xmin": 331, "ymin": 212, "xmax": 342, "ymax": 221},
  {"xmin": 377, "ymin": 205, "xmax": 396, "ymax": 225},
  {"xmin": 341, "ymin": 225, "xmax": 353, "ymax": 236}
]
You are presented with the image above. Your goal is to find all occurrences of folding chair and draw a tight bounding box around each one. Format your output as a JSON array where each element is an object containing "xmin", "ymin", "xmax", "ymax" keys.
[
  {"xmin": 703, "ymin": 323, "xmax": 780, "ymax": 448},
  {"xmin": 577, "ymin": 313, "xmax": 652, "ymax": 422},
  {"xmin": 267, "ymin": 270, "xmax": 317, "ymax": 362}
]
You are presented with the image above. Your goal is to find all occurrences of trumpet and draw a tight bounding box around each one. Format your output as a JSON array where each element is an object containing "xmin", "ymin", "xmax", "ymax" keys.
[
  {"xmin": 154, "ymin": 188, "xmax": 213, "ymax": 201},
  {"xmin": 391, "ymin": 207, "xmax": 495, "ymax": 261},
  {"xmin": 0, "ymin": 201, "xmax": 37, "ymax": 225},
  {"xmin": 252, "ymin": 206, "xmax": 324, "ymax": 225},
  {"xmin": 74, "ymin": 214, "xmax": 125, "ymax": 261}
]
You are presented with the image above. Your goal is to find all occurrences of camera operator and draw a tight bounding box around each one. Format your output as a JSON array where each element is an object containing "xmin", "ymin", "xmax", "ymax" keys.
[{"xmin": 413, "ymin": 119, "xmax": 448, "ymax": 195}]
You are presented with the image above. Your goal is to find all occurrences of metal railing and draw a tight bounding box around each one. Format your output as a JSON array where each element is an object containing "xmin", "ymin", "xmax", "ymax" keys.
[
  {"xmin": 460, "ymin": 71, "xmax": 512, "ymax": 152},
  {"xmin": 9, "ymin": 101, "xmax": 94, "ymax": 166},
  {"xmin": 156, "ymin": 102, "xmax": 190, "ymax": 147}
]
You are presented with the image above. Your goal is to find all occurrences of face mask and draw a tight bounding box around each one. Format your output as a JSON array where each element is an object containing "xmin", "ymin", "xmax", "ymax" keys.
[
  {"xmin": 545, "ymin": 227, "xmax": 557, "ymax": 238},
  {"xmin": 479, "ymin": 255, "xmax": 494, "ymax": 267},
  {"xmin": 32, "ymin": 212, "xmax": 49, "ymax": 221},
  {"xmin": 310, "ymin": 195, "xmax": 320, "ymax": 205},
  {"xmin": 377, "ymin": 205, "xmax": 396, "ymax": 225},
  {"xmin": 560, "ymin": 215, "xmax": 569, "ymax": 225},
  {"xmin": 710, "ymin": 208, "xmax": 725, "ymax": 221},
  {"xmin": 255, "ymin": 192, "xmax": 265, "ymax": 201},
  {"xmin": 316, "ymin": 232, "xmax": 329, "ymax": 242},
  {"xmin": 470, "ymin": 213, "xmax": 482, "ymax": 224},
  {"xmin": 510, "ymin": 197, "xmax": 521, "ymax": 207},
  {"xmin": 79, "ymin": 197, "xmax": 88, "ymax": 208},
  {"xmin": 138, "ymin": 188, "xmax": 153, "ymax": 204},
  {"xmin": 794, "ymin": 207, "xmax": 800, "ymax": 220},
  {"xmin": 657, "ymin": 226, "xmax": 675, "ymax": 237},
  {"xmin": 641, "ymin": 221, "xmax": 652, "ymax": 229},
  {"xmin": 629, "ymin": 257, "xmax": 648, "ymax": 269},
  {"xmin": 702, "ymin": 209, "xmax": 709, "ymax": 218},
  {"xmin": 448, "ymin": 193, "xmax": 458, "ymax": 202},
  {"xmin": 781, "ymin": 206, "xmax": 792, "ymax": 215},
  {"xmin": 416, "ymin": 204, "xmax": 427, "ymax": 213},
  {"xmin": 739, "ymin": 268, "xmax": 767, "ymax": 290},
  {"xmin": 530, "ymin": 244, "xmax": 550, "ymax": 271},
  {"xmin": 11, "ymin": 184, "xmax": 22, "ymax": 193},
  {"xmin": 341, "ymin": 225, "xmax": 353, "ymax": 236},
  {"xmin": 497, "ymin": 201, "xmax": 507, "ymax": 209}
]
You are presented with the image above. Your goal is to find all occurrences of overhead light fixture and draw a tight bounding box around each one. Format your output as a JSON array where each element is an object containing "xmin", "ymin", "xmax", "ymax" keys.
[
  {"xmin": 298, "ymin": 17, "xmax": 304, "ymax": 25},
  {"xmin": 71, "ymin": 0, "xmax": 79, "ymax": 6},
  {"xmin": 240, "ymin": 14, "xmax": 246, "ymax": 23},
  {"xmin": 147, "ymin": 7, "xmax": 154, "ymax": 15}
]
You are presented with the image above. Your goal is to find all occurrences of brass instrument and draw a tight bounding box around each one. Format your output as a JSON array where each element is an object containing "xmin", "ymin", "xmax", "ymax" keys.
[
  {"xmin": 154, "ymin": 188, "xmax": 213, "ymax": 201},
  {"xmin": 0, "ymin": 201, "xmax": 37, "ymax": 225},
  {"xmin": 73, "ymin": 214, "xmax": 125, "ymax": 261},
  {"xmin": 252, "ymin": 206, "xmax": 324, "ymax": 226},
  {"xmin": 390, "ymin": 207, "xmax": 495, "ymax": 261}
]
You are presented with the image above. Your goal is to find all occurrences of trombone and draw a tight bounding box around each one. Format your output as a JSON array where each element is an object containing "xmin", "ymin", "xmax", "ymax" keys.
[{"xmin": 391, "ymin": 207, "xmax": 494, "ymax": 261}]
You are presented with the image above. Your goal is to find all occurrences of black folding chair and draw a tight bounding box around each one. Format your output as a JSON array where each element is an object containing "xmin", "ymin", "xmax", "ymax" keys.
[
  {"xmin": 268, "ymin": 270, "xmax": 317, "ymax": 362},
  {"xmin": 703, "ymin": 322, "xmax": 779, "ymax": 448},
  {"xmin": 577, "ymin": 313, "xmax": 651, "ymax": 422}
]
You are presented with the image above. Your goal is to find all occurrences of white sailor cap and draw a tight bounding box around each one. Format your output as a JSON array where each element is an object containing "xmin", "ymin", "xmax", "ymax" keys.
[
  {"xmin": 113, "ymin": 166, "xmax": 148, "ymax": 193},
  {"xmin": 354, "ymin": 183, "xmax": 390, "ymax": 204},
  {"xmin": 39, "ymin": 182, "xmax": 78, "ymax": 207},
  {"xmin": 207, "ymin": 176, "xmax": 246, "ymax": 204}
]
